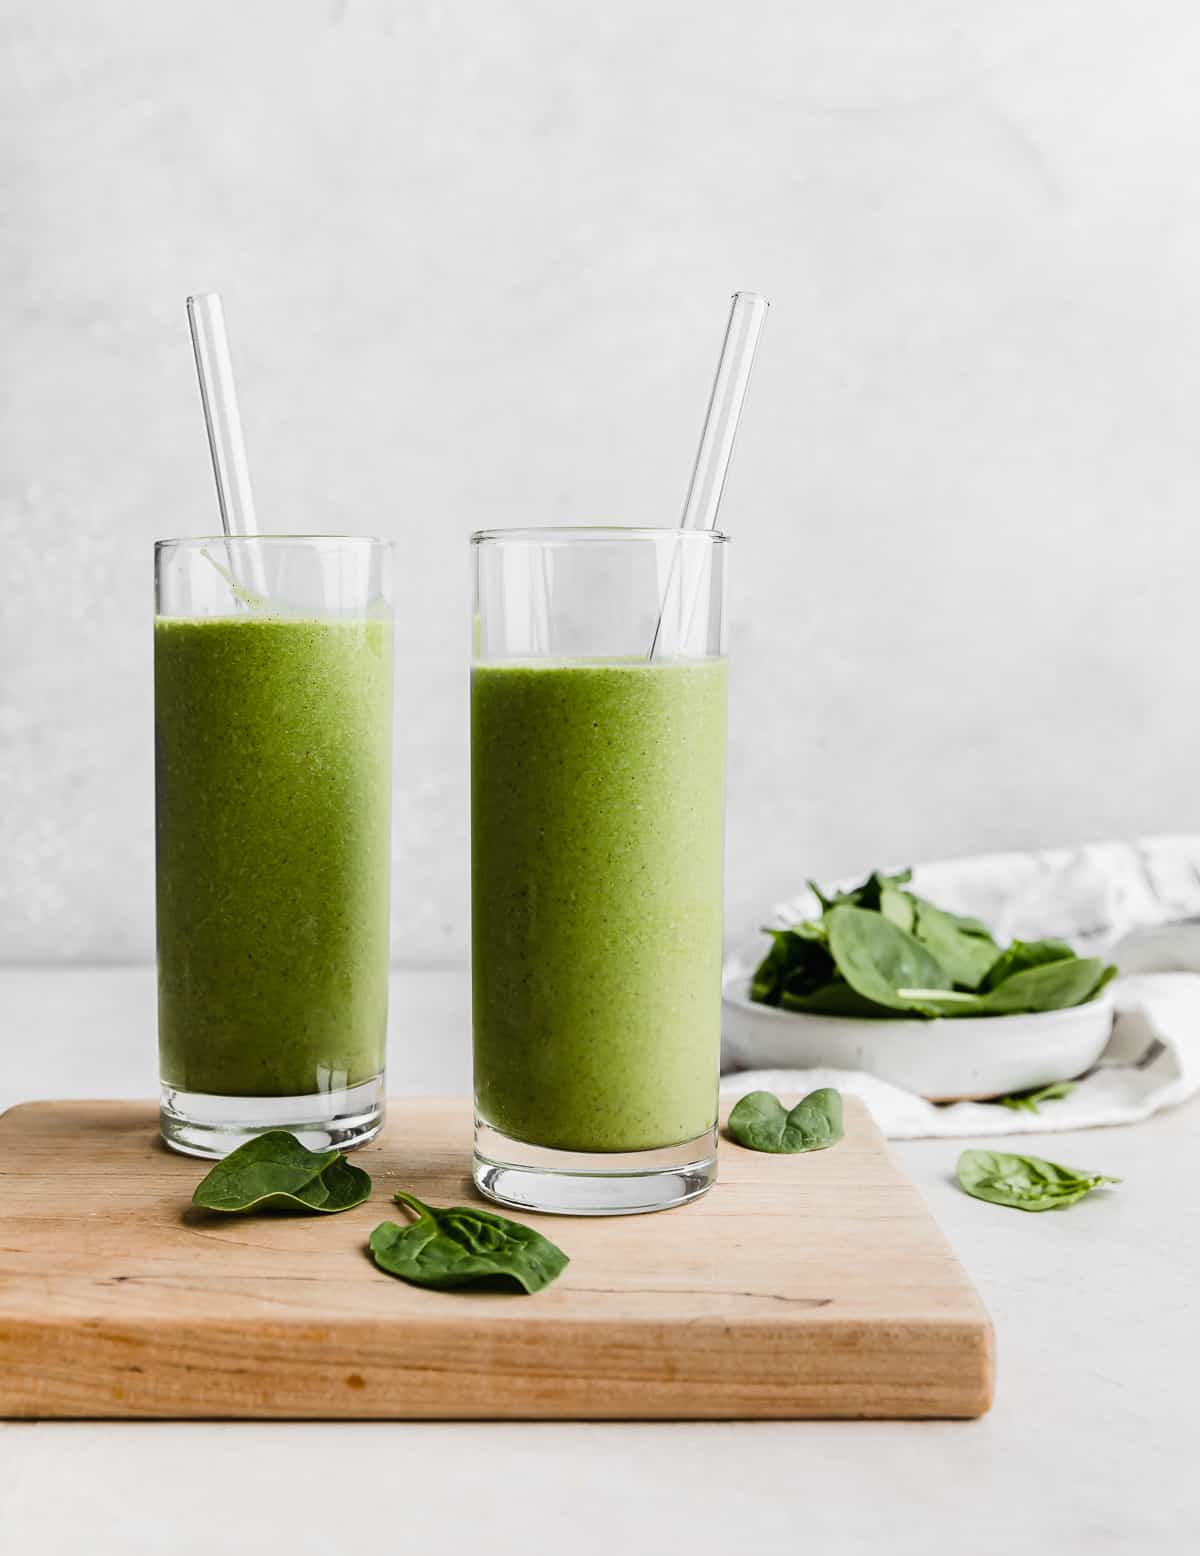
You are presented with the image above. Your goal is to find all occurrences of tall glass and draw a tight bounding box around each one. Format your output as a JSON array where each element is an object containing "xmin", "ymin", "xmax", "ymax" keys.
[
  {"xmin": 155, "ymin": 536, "xmax": 394, "ymax": 1157},
  {"xmin": 471, "ymin": 528, "xmax": 728, "ymax": 1214}
]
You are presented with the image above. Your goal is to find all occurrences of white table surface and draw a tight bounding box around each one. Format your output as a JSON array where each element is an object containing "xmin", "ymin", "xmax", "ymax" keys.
[{"xmin": 2, "ymin": 965, "xmax": 1197, "ymax": 1554}]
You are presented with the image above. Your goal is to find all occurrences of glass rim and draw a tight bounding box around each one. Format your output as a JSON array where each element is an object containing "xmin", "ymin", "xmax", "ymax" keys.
[
  {"xmin": 154, "ymin": 534, "xmax": 390, "ymax": 552},
  {"xmin": 470, "ymin": 526, "xmax": 729, "ymax": 546}
]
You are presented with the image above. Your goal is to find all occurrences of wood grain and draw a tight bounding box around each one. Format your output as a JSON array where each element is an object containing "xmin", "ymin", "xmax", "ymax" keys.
[{"xmin": 0, "ymin": 1097, "xmax": 993, "ymax": 1419}]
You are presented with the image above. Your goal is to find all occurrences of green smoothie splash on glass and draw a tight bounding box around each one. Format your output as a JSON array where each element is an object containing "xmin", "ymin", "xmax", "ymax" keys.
[
  {"xmin": 471, "ymin": 292, "xmax": 769, "ymax": 1215},
  {"xmin": 155, "ymin": 296, "xmax": 394, "ymax": 1158}
]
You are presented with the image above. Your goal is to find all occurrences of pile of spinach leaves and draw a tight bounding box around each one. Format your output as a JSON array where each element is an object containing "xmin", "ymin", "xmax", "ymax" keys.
[{"xmin": 750, "ymin": 869, "xmax": 1116, "ymax": 1020}]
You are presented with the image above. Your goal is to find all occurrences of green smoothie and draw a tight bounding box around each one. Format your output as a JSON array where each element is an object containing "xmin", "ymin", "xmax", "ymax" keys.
[
  {"xmin": 471, "ymin": 657, "xmax": 727, "ymax": 1154},
  {"xmin": 155, "ymin": 614, "xmax": 393, "ymax": 1098}
]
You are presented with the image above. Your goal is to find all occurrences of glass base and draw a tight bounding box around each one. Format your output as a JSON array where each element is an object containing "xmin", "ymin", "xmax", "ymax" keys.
[
  {"xmin": 472, "ymin": 1119, "xmax": 718, "ymax": 1216},
  {"xmin": 159, "ymin": 1074, "xmax": 385, "ymax": 1159}
]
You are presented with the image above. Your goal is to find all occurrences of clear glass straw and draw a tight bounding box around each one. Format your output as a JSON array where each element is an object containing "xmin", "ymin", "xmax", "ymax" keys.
[
  {"xmin": 186, "ymin": 293, "xmax": 267, "ymax": 601},
  {"xmin": 649, "ymin": 290, "xmax": 769, "ymax": 658},
  {"xmin": 678, "ymin": 290, "xmax": 769, "ymax": 533}
]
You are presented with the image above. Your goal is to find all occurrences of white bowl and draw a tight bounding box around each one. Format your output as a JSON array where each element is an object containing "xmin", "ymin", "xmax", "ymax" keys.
[{"xmin": 722, "ymin": 935, "xmax": 1116, "ymax": 1102}]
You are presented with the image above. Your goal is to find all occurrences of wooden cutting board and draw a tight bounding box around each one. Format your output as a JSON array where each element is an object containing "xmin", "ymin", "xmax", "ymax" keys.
[{"xmin": 0, "ymin": 1097, "xmax": 993, "ymax": 1420}]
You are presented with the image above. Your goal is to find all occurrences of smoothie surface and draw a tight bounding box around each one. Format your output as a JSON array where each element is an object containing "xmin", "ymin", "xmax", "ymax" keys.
[
  {"xmin": 155, "ymin": 613, "xmax": 392, "ymax": 1098},
  {"xmin": 471, "ymin": 656, "xmax": 726, "ymax": 1153}
]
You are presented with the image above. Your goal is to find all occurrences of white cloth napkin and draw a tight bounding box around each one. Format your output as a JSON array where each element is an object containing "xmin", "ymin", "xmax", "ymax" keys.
[{"xmin": 720, "ymin": 836, "xmax": 1200, "ymax": 1140}]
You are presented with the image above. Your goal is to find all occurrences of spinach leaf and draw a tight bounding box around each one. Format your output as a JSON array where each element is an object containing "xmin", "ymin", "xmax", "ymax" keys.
[
  {"xmin": 780, "ymin": 980, "xmax": 896, "ymax": 1017},
  {"xmin": 957, "ymin": 1148, "xmax": 1119, "ymax": 1211},
  {"xmin": 369, "ymin": 1192, "xmax": 569, "ymax": 1294},
  {"xmin": 899, "ymin": 957, "xmax": 1113, "ymax": 1017},
  {"xmin": 810, "ymin": 869, "xmax": 912, "ymax": 914},
  {"xmin": 994, "ymin": 1080, "xmax": 1076, "ymax": 1114},
  {"xmin": 878, "ymin": 881, "xmax": 916, "ymax": 934},
  {"xmin": 972, "ymin": 956, "xmax": 1113, "ymax": 1015},
  {"xmin": 751, "ymin": 923, "xmax": 833, "ymax": 1006},
  {"xmin": 825, "ymin": 905, "xmax": 951, "ymax": 1013},
  {"xmin": 909, "ymin": 898, "xmax": 998, "ymax": 990},
  {"xmin": 981, "ymin": 938, "xmax": 1076, "ymax": 992},
  {"xmin": 891, "ymin": 987, "xmax": 988, "ymax": 1015},
  {"xmin": 192, "ymin": 1130, "xmax": 372, "ymax": 1214},
  {"xmin": 727, "ymin": 1088, "xmax": 844, "ymax": 1153}
]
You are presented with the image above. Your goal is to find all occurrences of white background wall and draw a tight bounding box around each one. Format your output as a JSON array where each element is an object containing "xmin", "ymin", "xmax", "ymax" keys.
[{"xmin": 3, "ymin": 0, "xmax": 1199, "ymax": 964}]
